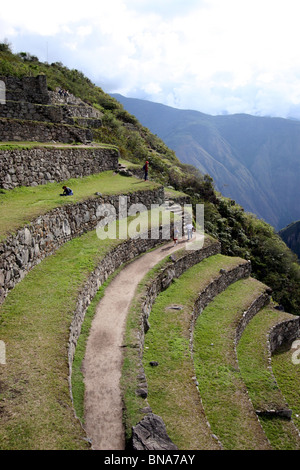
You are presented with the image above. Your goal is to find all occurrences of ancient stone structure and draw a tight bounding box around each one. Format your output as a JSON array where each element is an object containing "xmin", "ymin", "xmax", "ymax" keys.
[
  {"xmin": 0, "ymin": 117, "xmax": 93, "ymax": 144},
  {"xmin": 0, "ymin": 75, "xmax": 102, "ymax": 143},
  {"xmin": 0, "ymin": 75, "xmax": 50, "ymax": 104},
  {"xmin": 269, "ymin": 317, "xmax": 300, "ymax": 353},
  {"xmin": 0, "ymin": 187, "xmax": 165, "ymax": 304},
  {"xmin": 0, "ymin": 146, "xmax": 119, "ymax": 189}
]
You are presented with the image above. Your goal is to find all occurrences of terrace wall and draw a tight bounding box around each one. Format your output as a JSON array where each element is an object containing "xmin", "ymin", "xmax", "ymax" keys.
[
  {"xmin": 0, "ymin": 146, "xmax": 119, "ymax": 189},
  {"xmin": 0, "ymin": 118, "xmax": 93, "ymax": 144},
  {"xmin": 0, "ymin": 187, "xmax": 165, "ymax": 303}
]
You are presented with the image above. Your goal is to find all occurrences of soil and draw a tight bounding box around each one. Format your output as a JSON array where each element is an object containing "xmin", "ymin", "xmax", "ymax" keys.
[{"xmin": 82, "ymin": 239, "xmax": 186, "ymax": 450}]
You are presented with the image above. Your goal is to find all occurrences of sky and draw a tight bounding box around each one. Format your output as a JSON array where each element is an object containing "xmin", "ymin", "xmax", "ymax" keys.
[{"xmin": 2, "ymin": 0, "xmax": 300, "ymax": 118}]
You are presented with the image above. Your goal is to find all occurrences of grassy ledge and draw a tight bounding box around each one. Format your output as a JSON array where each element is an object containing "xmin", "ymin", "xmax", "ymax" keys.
[
  {"xmin": 0, "ymin": 204, "xmax": 176, "ymax": 450},
  {"xmin": 237, "ymin": 306, "xmax": 300, "ymax": 450},
  {"xmin": 0, "ymin": 208, "xmax": 169, "ymax": 450},
  {"xmin": 134, "ymin": 254, "xmax": 249, "ymax": 450},
  {"xmin": 0, "ymin": 229, "xmax": 120, "ymax": 449},
  {"xmin": 272, "ymin": 342, "xmax": 300, "ymax": 436},
  {"xmin": 0, "ymin": 171, "xmax": 160, "ymax": 241},
  {"xmin": 193, "ymin": 277, "xmax": 271, "ymax": 450}
]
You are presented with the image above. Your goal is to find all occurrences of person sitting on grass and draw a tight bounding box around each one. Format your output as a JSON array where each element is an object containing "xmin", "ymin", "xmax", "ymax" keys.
[{"xmin": 60, "ymin": 185, "xmax": 73, "ymax": 196}]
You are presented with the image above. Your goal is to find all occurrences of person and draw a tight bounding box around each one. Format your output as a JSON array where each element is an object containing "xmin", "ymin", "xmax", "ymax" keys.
[
  {"xmin": 143, "ymin": 160, "xmax": 149, "ymax": 181},
  {"xmin": 173, "ymin": 227, "xmax": 179, "ymax": 245},
  {"xmin": 186, "ymin": 222, "xmax": 193, "ymax": 240},
  {"xmin": 60, "ymin": 185, "xmax": 73, "ymax": 196}
]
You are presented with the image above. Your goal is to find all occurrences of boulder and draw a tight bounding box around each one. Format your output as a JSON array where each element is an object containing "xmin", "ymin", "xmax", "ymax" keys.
[{"xmin": 131, "ymin": 413, "xmax": 178, "ymax": 450}]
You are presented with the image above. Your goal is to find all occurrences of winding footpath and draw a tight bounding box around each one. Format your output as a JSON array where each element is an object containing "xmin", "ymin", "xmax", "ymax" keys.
[{"xmin": 82, "ymin": 240, "xmax": 186, "ymax": 450}]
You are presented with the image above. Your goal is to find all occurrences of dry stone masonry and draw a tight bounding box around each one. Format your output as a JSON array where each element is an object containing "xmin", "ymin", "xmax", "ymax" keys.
[
  {"xmin": 0, "ymin": 75, "xmax": 102, "ymax": 143},
  {"xmin": 0, "ymin": 187, "xmax": 165, "ymax": 304},
  {"xmin": 0, "ymin": 146, "xmax": 119, "ymax": 189}
]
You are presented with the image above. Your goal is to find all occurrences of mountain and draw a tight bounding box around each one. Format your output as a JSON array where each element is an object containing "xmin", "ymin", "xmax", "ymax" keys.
[
  {"xmin": 279, "ymin": 220, "xmax": 300, "ymax": 259},
  {"xmin": 111, "ymin": 93, "xmax": 300, "ymax": 230},
  {"xmin": 1, "ymin": 45, "xmax": 300, "ymax": 315}
]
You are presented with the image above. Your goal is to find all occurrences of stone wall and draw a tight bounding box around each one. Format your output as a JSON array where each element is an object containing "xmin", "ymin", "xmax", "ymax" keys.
[
  {"xmin": 0, "ymin": 100, "xmax": 102, "ymax": 127},
  {"xmin": 0, "ymin": 75, "xmax": 50, "ymax": 104},
  {"xmin": 127, "ymin": 246, "xmax": 258, "ymax": 450},
  {"xmin": 68, "ymin": 224, "xmax": 175, "ymax": 372},
  {"xmin": 0, "ymin": 146, "xmax": 119, "ymax": 189},
  {"xmin": 269, "ymin": 317, "xmax": 300, "ymax": 353},
  {"xmin": 0, "ymin": 118, "xmax": 93, "ymax": 144},
  {"xmin": 0, "ymin": 187, "xmax": 165, "ymax": 303}
]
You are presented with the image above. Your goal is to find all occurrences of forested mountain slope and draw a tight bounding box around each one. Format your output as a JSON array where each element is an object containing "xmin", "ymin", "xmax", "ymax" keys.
[{"xmin": 112, "ymin": 93, "xmax": 300, "ymax": 231}]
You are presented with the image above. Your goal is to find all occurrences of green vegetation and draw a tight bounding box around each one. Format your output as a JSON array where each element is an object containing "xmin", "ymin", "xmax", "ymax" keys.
[
  {"xmin": 1, "ymin": 43, "xmax": 300, "ymax": 450},
  {"xmin": 135, "ymin": 255, "xmax": 250, "ymax": 449},
  {"xmin": 0, "ymin": 171, "xmax": 160, "ymax": 240},
  {"xmin": 71, "ymin": 267, "xmax": 123, "ymax": 423},
  {"xmin": 193, "ymin": 277, "xmax": 271, "ymax": 450},
  {"xmin": 237, "ymin": 307, "xmax": 300, "ymax": 450},
  {"xmin": 0, "ymin": 209, "xmax": 167, "ymax": 449},
  {"xmin": 1, "ymin": 44, "xmax": 300, "ymax": 316},
  {"xmin": 0, "ymin": 141, "xmax": 118, "ymax": 151},
  {"xmin": 272, "ymin": 341, "xmax": 300, "ymax": 433},
  {"xmin": 0, "ymin": 229, "xmax": 120, "ymax": 449}
]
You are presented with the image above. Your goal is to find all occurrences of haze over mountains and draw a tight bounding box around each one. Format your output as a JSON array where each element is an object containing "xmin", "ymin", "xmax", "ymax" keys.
[{"xmin": 112, "ymin": 93, "xmax": 300, "ymax": 231}]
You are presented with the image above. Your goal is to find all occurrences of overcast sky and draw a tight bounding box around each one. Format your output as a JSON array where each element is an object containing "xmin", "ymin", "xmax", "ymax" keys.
[{"xmin": 2, "ymin": 0, "xmax": 300, "ymax": 118}]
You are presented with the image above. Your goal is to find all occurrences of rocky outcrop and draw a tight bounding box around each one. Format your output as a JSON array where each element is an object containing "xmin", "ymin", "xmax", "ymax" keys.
[{"xmin": 131, "ymin": 413, "xmax": 178, "ymax": 450}]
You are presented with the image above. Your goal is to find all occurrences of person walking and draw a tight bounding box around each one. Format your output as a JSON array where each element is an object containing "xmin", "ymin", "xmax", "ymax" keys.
[{"xmin": 186, "ymin": 222, "xmax": 193, "ymax": 240}]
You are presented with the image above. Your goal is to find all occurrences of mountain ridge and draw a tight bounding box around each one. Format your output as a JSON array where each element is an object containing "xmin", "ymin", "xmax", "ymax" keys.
[{"xmin": 111, "ymin": 93, "xmax": 300, "ymax": 230}]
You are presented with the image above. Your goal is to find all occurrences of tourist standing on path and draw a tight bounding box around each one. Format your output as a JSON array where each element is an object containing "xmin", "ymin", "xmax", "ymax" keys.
[{"xmin": 186, "ymin": 222, "xmax": 193, "ymax": 240}]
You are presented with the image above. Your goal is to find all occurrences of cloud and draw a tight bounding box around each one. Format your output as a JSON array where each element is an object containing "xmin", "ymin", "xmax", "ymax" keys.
[{"xmin": 2, "ymin": 0, "xmax": 300, "ymax": 118}]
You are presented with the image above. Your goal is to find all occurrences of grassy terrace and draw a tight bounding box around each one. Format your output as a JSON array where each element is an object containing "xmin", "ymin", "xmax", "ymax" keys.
[
  {"xmin": 272, "ymin": 341, "xmax": 300, "ymax": 435},
  {"xmin": 0, "ymin": 170, "xmax": 160, "ymax": 241},
  {"xmin": 193, "ymin": 277, "xmax": 272, "ymax": 450},
  {"xmin": 0, "ymin": 210, "xmax": 167, "ymax": 450},
  {"xmin": 237, "ymin": 307, "xmax": 300, "ymax": 450},
  {"xmin": 0, "ymin": 141, "xmax": 118, "ymax": 150},
  {"xmin": 136, "ymin": 254, "xmax": 251, "ymax": 450}
]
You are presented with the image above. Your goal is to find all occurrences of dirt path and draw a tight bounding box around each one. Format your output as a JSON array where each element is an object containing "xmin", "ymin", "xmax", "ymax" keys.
[{"xmin": 82, "ymin": 240, "xmax": 186, "ymax": 450}]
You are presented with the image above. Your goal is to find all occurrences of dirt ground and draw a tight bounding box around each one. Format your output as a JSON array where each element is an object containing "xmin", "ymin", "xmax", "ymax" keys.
[{"xmin": 82, "ymin": 239, "xmax": 186, "ymax": 450}]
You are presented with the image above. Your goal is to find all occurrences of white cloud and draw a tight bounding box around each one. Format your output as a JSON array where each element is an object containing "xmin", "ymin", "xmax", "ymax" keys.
[{"xmin": 2, "ymin": 0, "xmax": 300, "ymax": 118}]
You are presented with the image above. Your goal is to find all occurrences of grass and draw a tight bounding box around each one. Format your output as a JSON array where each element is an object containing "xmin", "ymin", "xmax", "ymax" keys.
[
  {"xmin": 132, "ymin": 254, "xmax": 249, "ymax": 450},
  {"xmin": 193, "ymin": 277, "xmax": 271, "ymax": 450},
  {"xmin": 0, "ymin": 171, "xmax": 160, "ymax": 240},
  {"xmin": 272, "ymin": 346, "xmax": 300, "ymax": 432},
  {"xmin": 0, "ymin": 209, "xmax": 171, "ymax": 449},
  {"xmin": 0, "ymin": 141, "xmax": 119, "ymax": 151},
  {"xmin": 237, "ymin": 306, "xmax": 300, "ymax": 450},
  {"xmin": 71, "ymin": 266, "xmax": 123, "ymax": 423},
  {"xmin": 0, "ymin": 228, "xmax": 121, "ymax": 450}
]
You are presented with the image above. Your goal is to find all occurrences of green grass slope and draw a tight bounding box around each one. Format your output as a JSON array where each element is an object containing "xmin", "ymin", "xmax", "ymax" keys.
[{"xmin": 1, "ymin": 44, "xmax": 300, "ymax": 318}]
